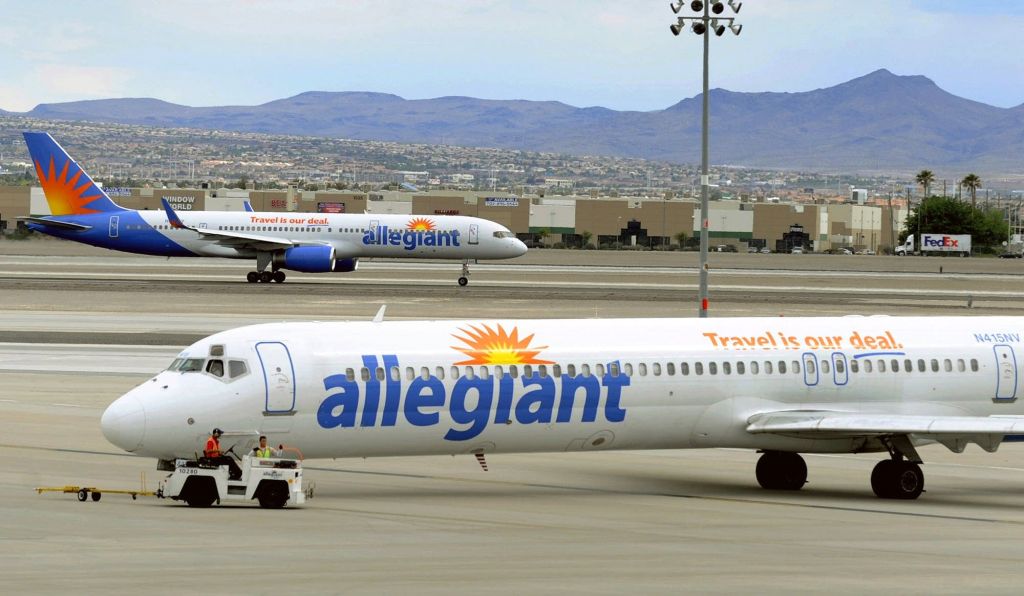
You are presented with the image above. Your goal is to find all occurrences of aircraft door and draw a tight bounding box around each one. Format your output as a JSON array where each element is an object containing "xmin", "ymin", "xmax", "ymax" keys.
[
  {"xmin": 802, "ymin": 352, "xmax": 818, "ymax": 386},
  {"xmin": 256, "ymin": 342, "xmax": 296, "ymax": 413},
  {"xmin": 108, "ymin": 215, "xmax": 119, "ymax": 238},
  {"xmin": 469, "ymin": 223, "xmax": 479, "ymax": 245},
  {"xmin": 831, "ymin": 352, "xmax": 849, "ymax": 386},
  {"xmin": 994, "ymin": 344, "xmax": 1018, "ymax": 402}
]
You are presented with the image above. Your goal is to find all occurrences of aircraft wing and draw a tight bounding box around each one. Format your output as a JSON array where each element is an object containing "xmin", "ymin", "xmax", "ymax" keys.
[
  {"xmin": 19, "ymin": 216, "xmax": 92, "ymax": 231},
  {"xmin": 160, "ymin": 198, "xmax": 293, "ymax": 251},
  {"xmin": 746, "ymin": 411, "xmax": 1024, "ymax": 453}
]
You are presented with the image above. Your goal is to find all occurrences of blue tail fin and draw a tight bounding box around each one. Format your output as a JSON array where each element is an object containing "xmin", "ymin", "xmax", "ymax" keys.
[{"xmin": 23, "ymin": 132, "xmax": 125, "ymax": 216}]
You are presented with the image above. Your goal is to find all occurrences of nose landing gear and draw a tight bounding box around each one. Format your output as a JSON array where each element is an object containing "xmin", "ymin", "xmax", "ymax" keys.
[{"xmin": 458, "ymin": 260, "xmax": 470, "ymax": 287}]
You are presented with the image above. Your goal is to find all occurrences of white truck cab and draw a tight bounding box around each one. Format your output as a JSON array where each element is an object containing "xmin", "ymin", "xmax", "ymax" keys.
[{"xmin": 159, "ymin": 454, "xmax": 307, "ymax": 508}]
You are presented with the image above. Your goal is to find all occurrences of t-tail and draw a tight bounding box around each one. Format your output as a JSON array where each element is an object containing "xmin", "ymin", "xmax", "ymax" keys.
[{"xmin": 23, "ymin": 132, "xmax": 126, "ymax": 216}]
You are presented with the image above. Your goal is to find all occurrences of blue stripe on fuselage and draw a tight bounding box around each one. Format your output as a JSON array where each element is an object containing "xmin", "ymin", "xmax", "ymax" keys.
[{"xmin": 28, "ymin": 212, "xmax": 196, "ymax": 257}]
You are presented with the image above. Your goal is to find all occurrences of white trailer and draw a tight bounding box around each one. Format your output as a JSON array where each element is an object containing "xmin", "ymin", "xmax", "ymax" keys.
[
  {"xmin": 159, "ymin": 454, "xmax": 308, "ymax": 508},
  {"xmin": 896, "ymin": 234, "xmax": 971, "ymax": 256},
  {"xmin": 920, "ymin": 233, "xmax": 971, "ymax": 257}
]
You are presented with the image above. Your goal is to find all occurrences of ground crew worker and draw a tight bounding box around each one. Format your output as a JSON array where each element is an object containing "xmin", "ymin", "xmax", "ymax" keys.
[
  {"xmin": 203, "ymin": 428, "xmax": 242, "ymax": 479},
  {"xmin": 253, "ymin": 435, "xmax": 278, "ymax": 458}
]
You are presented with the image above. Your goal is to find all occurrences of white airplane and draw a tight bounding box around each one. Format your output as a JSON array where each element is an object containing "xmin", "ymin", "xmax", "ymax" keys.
[
  {"xmin": 20, "ymin": 132, "xmax": 527, "ymax": 285},
  {"xmin": 101, "ymin": 315, "xmax": 1024, "ymax": 501}
]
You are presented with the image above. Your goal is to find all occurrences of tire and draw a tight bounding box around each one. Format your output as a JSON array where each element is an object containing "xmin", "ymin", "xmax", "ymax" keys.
[
  {"xmin": 259, "ymin": 271, "xmax": 273, "ymax": 283},
  {"xmin": 182, "ymin": 477, "xmax": 218, "ymax": 507},
  {"xmin": 257, "ymin": 482, "xmax": 289, "ymax": 509},
  {"xmin": 273, "ymin": 270, "xmax": 286, "ymax": 283},
  {"xmin": 756, "ymin": 452, "xmax": 806, "ymax": 490},
  {"xmin": 185, "ymin": 490, "xmax": 217, "ymax": 508},
  {"xmin": 457, "ymin": 276, "xmax": 469, "ymax": 287},
  {"xmin": 77, "ymin": 489, "xmax": 88, "ymax": 502},
  {"xmin": 891, "ymin": 462, "xmax": 924, "ymax": 500},
  {"xmin": 246, "ymin": 271, "xmax": 258, "ymax": 283},
  {"xmin": 91, "ymin": 492, "xmax": 101, "ymax": 502},
  {"xmin": 871, "ymin": 460, "xmax": 896, "ymax": 498}
]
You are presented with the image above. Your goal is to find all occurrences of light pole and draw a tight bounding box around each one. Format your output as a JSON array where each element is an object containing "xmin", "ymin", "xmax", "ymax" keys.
[{"xmin": 669, "ymin": 0, "xmax": 742, "ymax": 318}]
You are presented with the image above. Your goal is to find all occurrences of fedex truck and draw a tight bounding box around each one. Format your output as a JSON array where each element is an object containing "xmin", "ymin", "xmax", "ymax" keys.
[{"xmin": 896, "ymin": 234, "xmax": 971, "ymax": 257}]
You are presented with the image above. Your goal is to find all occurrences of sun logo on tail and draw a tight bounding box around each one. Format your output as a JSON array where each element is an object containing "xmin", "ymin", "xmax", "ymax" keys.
[
  {"xmin": 34, "ymin": 155, "xmax": 104, "ymax": 215},
  {"xmin": 407, "ymin": 217, "xmax": 436, "ymax": 231},
  {"xmin": 451, "ymin": 324, "xmax": 554, "ymax": 365}
]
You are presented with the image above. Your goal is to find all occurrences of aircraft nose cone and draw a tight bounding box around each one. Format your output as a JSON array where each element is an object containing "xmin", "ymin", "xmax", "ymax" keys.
[
  {"xmin": 101, "ymin": 394, "xmax": 146, "ymax": 452},
  {"xmin": 513, "ymin": 239, "xmax": 528, "ymax": 256}
]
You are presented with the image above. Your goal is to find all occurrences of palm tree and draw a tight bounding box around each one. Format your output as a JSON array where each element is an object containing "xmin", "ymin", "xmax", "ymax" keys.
[
  {"xmin": 962, "ymin": 173, "xmax": 981, "ymax": 209},
  {"xmin": 915, "ymin": 170, "xmax": 935, "ymax": 199}
]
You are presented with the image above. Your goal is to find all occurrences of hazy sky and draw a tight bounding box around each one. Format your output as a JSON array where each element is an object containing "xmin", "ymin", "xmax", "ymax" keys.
[{"xmin": 1, "ymin": 0, "xmax": 1022, "ymax": 112}]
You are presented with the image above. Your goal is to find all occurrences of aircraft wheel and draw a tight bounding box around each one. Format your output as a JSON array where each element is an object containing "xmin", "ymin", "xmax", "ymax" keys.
[
  {"xmin": 870, "ymin": 460, "xmax": 897, "ymax": 498},
  {"xmin": 246, "ymin": 271, "xmax": 259, "ymax": 283},
  {"xmin": 259, "ymin": 271, "xmax": 273, "ymax": 283},
  {"xmin": 755, "ymin": 451, "xmax": 807, "ymax": 490},
  {"xmin": 77, "ymin": 489, "xmax": 88, "ymax": 502},
  {"xmin": 273, "ymin": 271, "xmax": 286, "ymax": 283},
  {"xmin": 458, "ymin": 276, "xmax": 469, "ymax": 287}
]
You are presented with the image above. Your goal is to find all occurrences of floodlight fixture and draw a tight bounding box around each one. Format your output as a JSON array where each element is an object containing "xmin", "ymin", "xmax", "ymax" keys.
[
  {"xmin": 670, "ymin": 0, "xmax": 684, "ymax": 14},
  {"xmin": 711, "ymin": 19, "xmax": 726, "ymax": 36},
  {"xmin": 729, "ymin": 22, "xmax": 742, "ymax": 35},
  {"xmin": 728, "ymin": 0, "xmax": 742, "ymax": 13},
  {"xmin": 690, "ymin": 1, "xmax": 703, "ymax": 12},
  {"xmin": 692, "ymin": 21, "xmax": 707, "ymax": 35},
  {"xmin": 711, "ymin": 1, "xmax": 725, "ymax": 14},
  {"xmin": 670, "ymin": 21, "xmax": 684, "ymax": 36}
]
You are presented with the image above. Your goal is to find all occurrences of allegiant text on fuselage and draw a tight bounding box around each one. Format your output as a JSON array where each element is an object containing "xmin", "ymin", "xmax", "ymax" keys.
[{"xmin": 317, "ymin": 355, "xmax": 630, "ymax": 441}]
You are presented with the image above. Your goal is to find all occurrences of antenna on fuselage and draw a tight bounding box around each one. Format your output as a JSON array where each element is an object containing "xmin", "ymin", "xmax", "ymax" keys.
[{"xmin": 372, "ymin": 305, "xmax": 387, "ymax": 323}]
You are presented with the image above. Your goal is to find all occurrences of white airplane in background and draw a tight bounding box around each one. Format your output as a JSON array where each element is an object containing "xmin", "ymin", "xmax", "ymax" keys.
[
  {"xmin": 102, "ymin": 315, "xmax": 1024, "ymax": 502},
  {"xmin": 20, "ymin": 132, "xmax": 527, "ymax": 285}
]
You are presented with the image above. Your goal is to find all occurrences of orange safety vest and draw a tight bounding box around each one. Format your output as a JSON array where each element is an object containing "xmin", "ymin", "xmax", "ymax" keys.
[{"xmin": 204, "ymin": 436, "xmax": 221, "ymax": 458}]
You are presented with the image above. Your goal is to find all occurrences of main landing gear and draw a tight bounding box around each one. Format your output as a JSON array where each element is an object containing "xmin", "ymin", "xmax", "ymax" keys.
[
  {"xmin": 755, "ymin": 436, "xmax": 925, "ymax": 500},
  {"xmin": 458, "ymin": 259, "xmax": 471, "ymax": 287},
  {"xmin": 246, "ymin": 270, "xmax": 286, "ymax": 284},
  {"xmin": 870, "ymin": 436, "xmax": 924, "ymax": 500},
  {"xmin": 247, "ymin": 252, "xmax": 286, "ymax": 283},
  {"xmin": 755, "ymin": 451, "xmax": 807, "ymax": 491}
]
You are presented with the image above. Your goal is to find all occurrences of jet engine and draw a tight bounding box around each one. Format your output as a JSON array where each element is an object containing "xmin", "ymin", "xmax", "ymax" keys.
[{"xmin": 276, "ymin": 245, "xmax": 336, "ymax": 273}]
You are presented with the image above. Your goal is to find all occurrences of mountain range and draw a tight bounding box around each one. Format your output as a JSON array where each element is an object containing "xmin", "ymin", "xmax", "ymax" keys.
[{"xmin": 6, "ymin": 69, "xmax": 1023, "ymax": 172}]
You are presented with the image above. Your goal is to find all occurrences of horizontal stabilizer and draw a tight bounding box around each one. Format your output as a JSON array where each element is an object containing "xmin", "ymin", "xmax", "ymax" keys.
[{"xmin": 18, "ymin": 216, "xmax": 92, "ymax": 231}]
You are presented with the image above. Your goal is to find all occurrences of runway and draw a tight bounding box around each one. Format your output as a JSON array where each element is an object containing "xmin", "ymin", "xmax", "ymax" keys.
[{"xmin": 3, "ymin": 244, "xmax": 1024, "ymax": 592}]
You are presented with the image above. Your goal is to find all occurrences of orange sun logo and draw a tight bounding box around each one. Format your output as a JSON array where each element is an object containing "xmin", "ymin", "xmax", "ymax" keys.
[
  {"xmin": 407, "ymin": 217, "xmax": 436, "ymax": 231},
  {"xmin": 451, "ymin": 324, "xmax": 554, "ymax": 365},
  {"xmin": 34, "ymin": 155, "xmax": 103, "ymax": 216}
]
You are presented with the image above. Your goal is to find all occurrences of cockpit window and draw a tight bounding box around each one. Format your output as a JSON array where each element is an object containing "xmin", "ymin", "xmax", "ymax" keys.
[
  {"xmin": 206, "ymin": 359, "xmax": 224, "ymax": 378},
  {"xmin": 492, "ymin": 231, "xmax": 515, "ymax": 239},
  {"xmin": 167, "ymin": 358, "xmax": 205, "ymax": 372},
  {"xmin": 228, "ymin": 360, "xmax": 248, "ymax": 379}
]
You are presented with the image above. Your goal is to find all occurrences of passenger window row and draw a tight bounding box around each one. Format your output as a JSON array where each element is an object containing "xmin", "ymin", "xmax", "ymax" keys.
[{"xmin": 342, "ymin": 357, "xmax": 982, "ymax": 382}]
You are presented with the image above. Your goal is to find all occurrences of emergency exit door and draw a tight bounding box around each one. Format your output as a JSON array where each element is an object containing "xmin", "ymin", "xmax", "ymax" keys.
[
  {"xmin": 108, "ymin": 215, "xmax": 119, "ymax": 238},
  {"xmin": 469, "ymin": 223, "xmax": 479, "ymax": 245},
  {"xmin": 994, "ymin": 344, "xmax": 1018, "ymax": 401},
  {"xmin": 256, "ymin": 342, "xmax": 296, "ymax": 413}
]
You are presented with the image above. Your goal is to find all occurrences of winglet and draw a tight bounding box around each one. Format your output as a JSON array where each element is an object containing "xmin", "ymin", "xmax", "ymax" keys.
[
  {"xmin": 160, "ymin": 198, "xmax": 189, "ymax": 230},
  {"xmin": 243, "ymin": 200, "xmax": 254, "ymax": 212},
  {"xmin": 372, "ymin": 305, "xmax": 387, "ymax": 323}
]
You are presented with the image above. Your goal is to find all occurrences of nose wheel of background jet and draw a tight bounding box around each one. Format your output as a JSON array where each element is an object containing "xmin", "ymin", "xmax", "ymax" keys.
[
  {"xmin": 458, "ymin": 260, "xmax": 470, "ymax": 286},
  {"xmin": 458, "ymin": 276, "xmax": 469, "ymax": 286}
]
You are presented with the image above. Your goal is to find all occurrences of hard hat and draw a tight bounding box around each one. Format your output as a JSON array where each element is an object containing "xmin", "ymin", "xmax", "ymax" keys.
[{"xmin": 212, "ymin": 427, "xmax": 223, "ymax": 436}]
